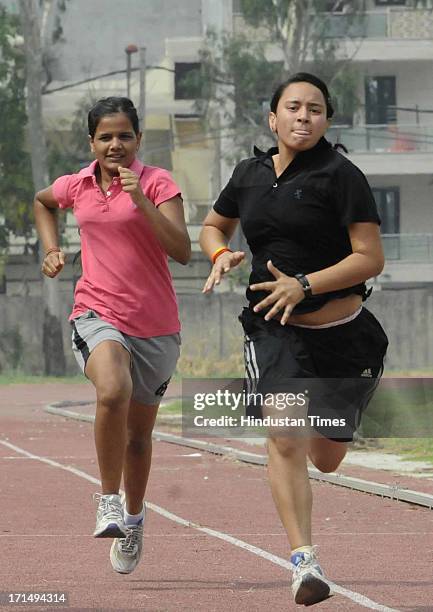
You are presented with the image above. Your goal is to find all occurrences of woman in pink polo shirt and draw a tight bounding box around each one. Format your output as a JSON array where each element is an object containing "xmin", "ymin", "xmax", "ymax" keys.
[{"xmin": 34, "ymin": 97, "xmax": 190, "ymax": 574}]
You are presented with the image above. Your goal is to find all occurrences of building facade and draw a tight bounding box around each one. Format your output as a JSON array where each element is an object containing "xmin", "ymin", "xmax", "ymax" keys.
[{"xmin": 3, "ymin": 0, "xmax": 433, "ymax": 295}]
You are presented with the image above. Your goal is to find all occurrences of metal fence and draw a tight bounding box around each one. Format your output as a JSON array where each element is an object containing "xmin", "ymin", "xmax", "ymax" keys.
[
  {"xmin": 382, "ymin": 234, "xmax": 433, "ymax": 262},
  {"xmin": 233, "ymin": 8, "xmax": 433, "ymax": 40},
  {"xmin": 327, "ymin": 125, "xmax": 433, "ymax": 153}
]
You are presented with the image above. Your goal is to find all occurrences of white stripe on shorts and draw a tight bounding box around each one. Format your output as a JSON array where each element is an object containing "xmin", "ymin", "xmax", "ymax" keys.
[{"xmin": 244, "ymin": 334, "xmax": 259, "ymax": 395}]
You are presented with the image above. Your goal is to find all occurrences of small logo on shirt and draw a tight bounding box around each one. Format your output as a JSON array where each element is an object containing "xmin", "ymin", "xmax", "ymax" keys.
[
  {"xmin": 294, "ymin": 189, "xmax": 303, "ymax": 200},
  {"xmin": 361, "ymin": 368, "xmax": 373, "ymax": 378}
]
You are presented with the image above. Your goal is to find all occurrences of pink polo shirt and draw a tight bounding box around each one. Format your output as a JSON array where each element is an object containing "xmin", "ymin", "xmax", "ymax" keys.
[{"xmin": 52, "ymin": 158, "xmax": 181, "ymax": 338}]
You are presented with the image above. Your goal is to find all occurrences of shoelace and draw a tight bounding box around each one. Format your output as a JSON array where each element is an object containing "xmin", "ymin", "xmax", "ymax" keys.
[
  {"xmin": 94, "ymin": 493, "xmax": 121, "ymax": 521},
  {"xmin": 294, "ymin": 558, "xmax": 320, "ymax": 573},
  {"xmin": 119, "ymin": 525, "xmax": 142, "ymax": 555},
  {"xmin": 292, "ymin": 546, "xmax": 322, "ymax": 576}
]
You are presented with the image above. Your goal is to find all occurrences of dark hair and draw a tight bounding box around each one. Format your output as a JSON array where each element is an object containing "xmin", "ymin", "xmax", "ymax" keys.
[
  {"xmin": 270, "ymin": 72, "xmax": 334, "ymax": 119},
  {"xmin": 88, "ymin": 97, "xmax": 140, "ymax": 137}
]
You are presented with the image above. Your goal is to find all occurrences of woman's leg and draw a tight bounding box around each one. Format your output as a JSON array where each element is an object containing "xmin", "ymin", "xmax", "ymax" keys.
[
  {"xmin": 267, "ymin": 436, "xmax": 312, "ymax": 549},
  {"xmin": 123, "ymin": 400, "xmax": 159, "ymax": 514},
  {"xmin": 109, "ymin": 399, "xmax": 158, "ymax": 574},
  {"xmin": 308, "ymin": 436, "xmax": 348, "ymax": 473},
  {"xmin": 267, "ymin": 435, "xmax": 347, "ymax": 548},
  {"xmin": 85, "ymin": 340, "xmax": 132, "ymax": 494},
  {"xmin": 268, "ymin": 434, "xmax": 332, "ymax": 605}
]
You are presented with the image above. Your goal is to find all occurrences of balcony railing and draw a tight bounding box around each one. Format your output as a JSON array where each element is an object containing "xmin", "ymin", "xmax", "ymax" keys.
[
  {"xmin": 233, "ymin": 9, "xmax": 433, "ymax": 40},
  {"xmin": 316, "ymin": 9, "xmax": 433, "ymax": 39},
  {"xmin": 327, "ymin": 124, "xmax": 433, "ymax": 153},
  {"xmin": 382, "ymin": 234, "xmax": 433, "ymax": 262}
]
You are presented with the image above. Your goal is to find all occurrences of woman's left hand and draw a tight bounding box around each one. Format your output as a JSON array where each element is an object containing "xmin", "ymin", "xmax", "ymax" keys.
[
  {"xmin": 118, "ymin": 166, "xmax": 145, "ymax": 205},
  {"xmin": 249, "ymin": 260, "xmax": 305, "ymax": 324}
]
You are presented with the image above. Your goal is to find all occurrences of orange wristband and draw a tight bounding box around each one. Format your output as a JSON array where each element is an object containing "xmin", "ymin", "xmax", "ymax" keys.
[{"xmin": 211, "ymin": 247, "xmax": 232, "ymax": 264}]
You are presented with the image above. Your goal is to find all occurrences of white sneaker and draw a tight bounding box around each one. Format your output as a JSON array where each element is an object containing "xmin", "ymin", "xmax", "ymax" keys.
[
  {"xmin": 291, "ymin": 548, "xmax": 330, "ymax": 606},
  {"xmin": 110, "ymin": 507, "xmax": 145, "ymax": 574},
  {"xmin": 93, "ymin": 493, "xmax": 127, "ymax": 538}
]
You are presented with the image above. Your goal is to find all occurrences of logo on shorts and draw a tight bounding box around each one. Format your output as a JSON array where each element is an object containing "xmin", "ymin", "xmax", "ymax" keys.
[
  {"xmin": 155, "ymin": 378, "xmax": 171, "ymax": 397},
  {"xmin": 361, "ymin": 368, "xmax": 373, "ymax": 378}
]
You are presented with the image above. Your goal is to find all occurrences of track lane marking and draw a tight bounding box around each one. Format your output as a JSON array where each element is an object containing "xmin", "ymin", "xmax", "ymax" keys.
[{"xmin": 0, "ymin": 438, "xmax": 399, "ymax": 612}]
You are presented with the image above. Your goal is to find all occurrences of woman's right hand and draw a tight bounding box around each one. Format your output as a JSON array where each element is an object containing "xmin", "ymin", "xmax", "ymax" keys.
[
  {"xmin": 202, "ymin": 250, "xmax": 245, "ymax": 293},
  {"xmin": 42, "ymin": 250, "xmax": 65, "ymax": 278}
]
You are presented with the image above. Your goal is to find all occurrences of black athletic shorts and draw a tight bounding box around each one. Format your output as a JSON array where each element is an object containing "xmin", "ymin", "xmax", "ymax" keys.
[{"xmin": 239, "ymin": 306, "xmax": 388, "ymax": 442}]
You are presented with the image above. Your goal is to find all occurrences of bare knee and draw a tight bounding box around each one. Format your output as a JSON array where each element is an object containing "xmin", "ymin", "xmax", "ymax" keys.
[
  {"xmin": 127, "ymin": 433, "xmax": 152, "ymax": 455},
  {"xmin": 268, "ymin": 436, "xmax": 307, "ymax": 459},
  {"xmin": 96, "ymin": 378, "xmax": 132, "ymax": 409}
]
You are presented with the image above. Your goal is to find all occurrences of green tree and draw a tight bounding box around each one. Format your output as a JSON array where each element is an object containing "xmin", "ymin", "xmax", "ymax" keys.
[
  {"xmin": 0, "ymin": 6, "xmax": 34, "ymax": 252},
  {"xmin": 0, "ymin": 1, "xmax": 71, "ymax": 254},
  {"xmin": 192, "ymin": 0, "xmax": 366, "ymax": 161},
  {"xmin": 18, "ymin": 0, "xmax": 70, "ymax": 375},
  {"xmin": 47, "ymin": 90, "xmax": 98, "ymax": 179}
]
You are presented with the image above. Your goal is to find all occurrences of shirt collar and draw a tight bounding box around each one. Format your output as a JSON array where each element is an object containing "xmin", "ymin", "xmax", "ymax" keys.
[
  {"xmin": 79, "ymin": 157, "xmax": 146, "ymax": 180},
  {"xmin": 254, "ymin": 136, "xmax": 332, "ymax": 168},
  {"xmin": 78, "ymin": 160, "xmax": 98, "ymax": 178},
  {"xmin": 128, "ymin": 158, "xmax": 145, "ymax": 176}
]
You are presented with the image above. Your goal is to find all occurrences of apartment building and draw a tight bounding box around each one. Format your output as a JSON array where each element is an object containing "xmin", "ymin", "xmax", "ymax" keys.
[
  {"xmin": 232, "ymin": 0, "xmax": 433, "ymax": 287},
  {"xmin": 3, "ymin": 0, "xmax": 432, "ymax": 295},
  {"xmin": 327, "ymin": 0, "xmax": 433, "ymax": 288},
  {"xmin": 164, "ymin": 0, "xmax": 433, "ymax": 288}
]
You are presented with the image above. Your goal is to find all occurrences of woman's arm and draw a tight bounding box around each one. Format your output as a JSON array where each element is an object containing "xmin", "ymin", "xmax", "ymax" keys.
[
  {"xmin": 119, "ymin": 167, "xmax": 191, "ymax": 265},
  {"xmin": 251, "ymin": 222, "xmax": 384, "ymax": 323},
  {"xmin": 199, "ymin": 209, "xmax": 245, "ymax": 292},
  {"xmin": 34, "ymin": 186, "xmax": 65, "ymax": 278},
  {"xmin": 306, "ymin": 222, "xmax": 384, "ymax": 294},
  {"xmin": 151, "ymin": 196, "xmax": 191, "ymax": 265}
]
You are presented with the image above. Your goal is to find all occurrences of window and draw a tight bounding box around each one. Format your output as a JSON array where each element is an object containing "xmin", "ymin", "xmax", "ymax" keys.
[
  {"xmin": 174, "ymin": 63, "xmax": 201, "ymax": 100},
  {"xmin": 365, "ymin": 76, "xmax": 396, "ymax": 124},
  {"xmin": 372, "ymin": 187, "xmax": 400, "ymax": 234}
]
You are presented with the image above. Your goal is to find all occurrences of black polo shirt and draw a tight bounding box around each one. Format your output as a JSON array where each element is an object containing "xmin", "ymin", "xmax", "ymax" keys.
[{"xmin": 213, "ymin": 137, "xmax": 380, "ymax": 314}]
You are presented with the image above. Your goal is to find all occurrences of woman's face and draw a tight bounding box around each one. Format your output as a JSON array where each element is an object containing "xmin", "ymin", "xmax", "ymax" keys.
[
  {"xmin": 269, "ymin": 81, "xmax": 330, "ymax": 153},
  {"xmin": 90, "ymin": 112, "xmax": 141, "ymax": 176}
]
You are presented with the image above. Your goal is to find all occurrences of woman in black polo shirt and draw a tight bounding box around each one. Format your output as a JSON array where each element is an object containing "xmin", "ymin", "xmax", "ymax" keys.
[{"xmin": 200, "ymin": 72, "xmax": 388, "ymax": 606}]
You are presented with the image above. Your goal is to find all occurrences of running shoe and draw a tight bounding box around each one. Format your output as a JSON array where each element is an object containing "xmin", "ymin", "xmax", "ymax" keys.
[
  {"xmin": 110, "ymin": 507, "xmax": 145, "ymax": 574},
  {"xmin": 291, "ymin": 548, "xmax": 331, "ymax": 605},
  {"xmin": 93, "ymin": 493, "xmax": 127, "ymax": 538}
]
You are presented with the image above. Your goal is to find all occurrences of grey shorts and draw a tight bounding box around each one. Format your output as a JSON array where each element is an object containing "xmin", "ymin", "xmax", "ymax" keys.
[{"xmin": 70, "ymin": 310, "xmax": 180, "ymax": 405}]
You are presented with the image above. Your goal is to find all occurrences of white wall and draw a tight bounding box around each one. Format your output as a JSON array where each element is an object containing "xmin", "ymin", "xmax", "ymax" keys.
[
  {"xmin": 357, "ymin": 61, "xmax": 433, "ymax": 126},
  {"xmin": 368, "ymin": 174, "xmax": 433, "ymax": 233}
]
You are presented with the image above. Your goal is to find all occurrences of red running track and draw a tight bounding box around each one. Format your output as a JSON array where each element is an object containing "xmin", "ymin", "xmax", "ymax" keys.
[{"xmin": 1, "ymin": 383, "xmax": 433, "ymax": 611}]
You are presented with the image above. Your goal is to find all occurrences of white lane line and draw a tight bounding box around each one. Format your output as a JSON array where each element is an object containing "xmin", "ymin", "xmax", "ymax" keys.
[
  {"xmin": 1, "ymin": 455, "xmax": 94, "ymax": 460},
  {"xmin": 0, "ymin": 438, "xmax": 398, "ymax": 612},
  {"xmin": 0, "ymin": 532, "xmax": 428, "ymax": 538}
]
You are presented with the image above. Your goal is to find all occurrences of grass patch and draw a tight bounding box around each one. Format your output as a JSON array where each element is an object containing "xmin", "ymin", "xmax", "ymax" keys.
[
  {"xmin": 361, "ymin": 377, "xmax": 433, "ymax": 465},
  {"xmin": 374, "ymin": 438, "xmax": 433, "ymax": 465},
  {"xmin": 159, "ymin": 400, "xmax": 182, "ymax": 415},
  {"xmin": 359, "ymin": 378, "xmax": 433, "ymax": 438},
  {"xmin": 384, "ymin": 369, "xmax": 433, "ymax": 377}
]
